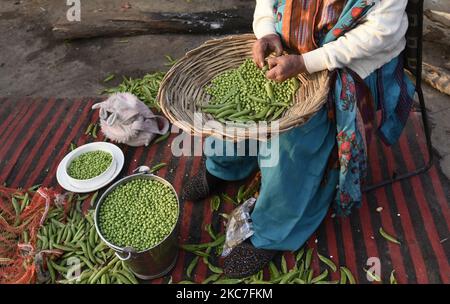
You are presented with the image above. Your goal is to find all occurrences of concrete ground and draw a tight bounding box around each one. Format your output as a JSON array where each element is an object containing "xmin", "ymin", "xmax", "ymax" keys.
[{"xmin": 0, "ymin": 0, "xmax": 449, "ymax": 181}]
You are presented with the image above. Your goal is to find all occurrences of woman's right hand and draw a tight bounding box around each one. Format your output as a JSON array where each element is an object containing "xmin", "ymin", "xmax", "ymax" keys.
[{"xmin": 252, "ymin": 34, "xmax": 283, "ymax": 69}]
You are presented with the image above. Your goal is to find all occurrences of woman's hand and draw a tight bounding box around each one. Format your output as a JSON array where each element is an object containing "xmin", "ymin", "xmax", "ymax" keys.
[
  {"xmin": 266, "ymin": 55, "xmax": 306, "ymax": 82},
  {"xmin": 252, "ymin": 34, "xmax": 283, "ymax": 68}
]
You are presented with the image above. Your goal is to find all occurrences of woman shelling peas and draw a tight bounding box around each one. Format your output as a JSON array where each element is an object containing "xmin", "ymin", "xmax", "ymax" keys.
[{"xmin": 184, "ymin": 0, "xmax": 415, "ymax": 278}]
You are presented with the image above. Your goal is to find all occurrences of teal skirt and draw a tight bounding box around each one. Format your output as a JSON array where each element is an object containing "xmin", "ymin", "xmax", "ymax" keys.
[{"xmin": 204, "ymin": 107, "xmax": 338, "ymax": 251}]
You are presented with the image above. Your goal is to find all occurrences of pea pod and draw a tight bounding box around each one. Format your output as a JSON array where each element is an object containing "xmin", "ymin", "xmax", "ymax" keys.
[
  {"xmin": 89, "ymin": 262, "xmax": 114, "ymax": 284},
  {"xmin": 304, "ymin": 248, "xmax": 313, "ymax": 270},
  {"xmin": 291, "ymin": 77, "xmax": 300, "ymax": 91},
  {"xmin": 279, "ymin": 270, "xmax": 298, "ymax": 284},
  {"xmin": 191, "ymin": 250, "xmax": 210, "ymax": 258},
  {"xmin": 217, "ymin": 87, "xmax": 238, "ymax": 104},
  {"xmin": 154, "ymin": 131, "xmax": 170, "ymax": 144},
  {"xmin": 203, "ymin": 103, "xmax": 235, "ymax": 115},
  {"xmin": 363, "ymin": 268, "xmax": 381, "ymax": 282},
  {"xmin": 11, "ymin": 197, "xmax": 20, "ymax": 217},
  {"xmin": 318, "ymin": 253, "xmax": 337, "ymax": 272},
  {"xmin": 270, "ymin": 106, "xmax": 286, "ymax": 121},
  {"xmin": 150, "ymin": 162, "xmax": 167, "ymax": 173},
  {"xmin": 281, "ymin": 255, "xmax": 288, "ymax": 274},
  {"xmin": 186, "ymin": 256, "xmax": 199, "ymax": 278},
  {"xmin": 216, "ymin": 109, "xmax": 238, "ymax": 119},
  {"xmin": 78, "ymin": 256, "xmax": 95, "ymax": 270},
  {"xmin": 48, "ymin": 260, "xmax": 68, "ymax": 276},
  {"xmin": 379, "ymin": 227, "xmax": 401, "ymax": 245},
  {"xmin": 340, "ymin": 268, "xmax": 347, "ymax": 284},
  {"xmin": 297, "ymin": 260, "xmax": 305, "ymax": 278},
  {"xmin": 204, "ymin": 224, "xmax": 217, "ymax": 240},
  {"xmin": 52, "ymin": 244, "xmax": 78, "ymax": 252},
  {"xmin": 113, "ymin": 272, "xmax": 132, "ymax": 284},
  {"xmin": 92, "ymin": 124, "xmax": 98, "ymax": 138},
  {"xmin": 306, "ymin": 269, "xmax": 314, "ymax": 283},
  {"xmin": 90, "ymin": 191, "xmax": 99, "ymax": 208},
  {"xmin": 228, "ymin": 109, "xmax": 252, "ymax": 119},
  {"xmin": 265, "ymin": 82, "xmax": 275, "ymax": 101},
  {"xmin": 93, "ymin": 242, "xmax": 107, "ymax": 254},
  {"xmin": 265, "ymin": 106, "xmax": 276, "ymax": 119},
  {"xmin": 20, "ymin": 193, "xmax": 30, "ymax": 212},
  {"xmin": 390, "ymin": 270, "xmax": 397, "ymax": 284},
  {"xmin": 271, "ymin": 102, "xmax": 290, "ymax": 107},
  {"xmin": 89, "ymin": 226, "xmax": 97, "ymax": 249},
  {"xmin": 212, "ymin": 279, "xmax": 243, "ymax": 284},
  {"xmin": 202, "ymin": 273, "xmax": 221, "ymax": 284},
  {"xmin": 311, "ymin": 269, "xmax": 329, "ymax": 283},
  {"xmin": 28, "ymin": 184, "xmax": 41, "ymax": 192},
  {"xmin": 202, "ymin": 247, "xmax": 212, "ymax": 265},
  {"xmin": 85, "ymin": 123, "xmax": 94, "ymax": 135},
  {"xmin": 269, "ymin": 261, "xmax": 280, "ymax": 280},
  {"xmin": 340, "ymin": 266, "xmax": 356, "ymax": 284},
  {"xmin": 47, "ymin": 259, "xmax": 56, "ymax": 283},
  {"xmin": 207, "ymin": 262, "xmax": 223, "ymax": 275},
  {"xmin": 116, "ymin": 269, "xmax": 138, "ymax": 284},
  {"xmin": 254, "ymin": 106, "xmax": 270, "ymax": 120},
  {"xmin": 295, "ymin": 247, "xmax": 305, "ymax": 262},
  {"xmin": 210, "ymin": 196, "xmax": 221, "ymax": 212}
]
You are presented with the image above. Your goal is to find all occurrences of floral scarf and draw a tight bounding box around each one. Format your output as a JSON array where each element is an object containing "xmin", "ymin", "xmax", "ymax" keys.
[{"xmin": 273, "ymin": 0, "xmax": 415, "ymax": 214}]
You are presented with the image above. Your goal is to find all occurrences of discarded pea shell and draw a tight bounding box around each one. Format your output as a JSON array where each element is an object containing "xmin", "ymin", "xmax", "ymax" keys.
[
  {"xmin": 318, "ymin": 253, "xmax": 337, "ymax": 272},
  {"xmin": 202, "ymin": 273, "xmax": 221, "ymax": 284},
  {"xmin": 186, "ymin": 256, "xmax": 199, "ymax": 278},
  {"xmin": 379, "ymin": 227, "xmax": 401, "ymax": 245},
  {"xmin": 363, "ymin": 268, "xmax": 381, "ymax": 282},
  {"xmin": 154, "ymin": 132, "xmax": 170, "ymax": 144},
  {"xmin": 305, "ymin": 248, "xmax": 314, "ymax": 270},
  {"xmin": 311, "ymin": 269, "xmax": 329, "ymax": 283},
  {"xmin": 281, "ymin": 255, "xmax": 288, "ymax": 274},
  {"xmin": 390, "ymin": 270, "xmax": 397, "ymax": 284},
  {"xmin": 103, "ymin": 74, "xmax": 115, "ymax": 83},
  {"xmin": 340, "ymin": 266, "xmax": 356, "ymax": 284}
]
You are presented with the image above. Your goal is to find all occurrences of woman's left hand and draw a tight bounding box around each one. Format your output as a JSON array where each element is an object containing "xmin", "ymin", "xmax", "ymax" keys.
[{"xmin": 266, "ymin": 55, "xmax": 306, "ymax": 82}]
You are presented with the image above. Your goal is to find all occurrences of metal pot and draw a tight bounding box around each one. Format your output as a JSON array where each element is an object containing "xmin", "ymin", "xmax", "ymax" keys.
[{"xmin": 94, "ymin": 172, "xmax": 180, "ymax": 280}]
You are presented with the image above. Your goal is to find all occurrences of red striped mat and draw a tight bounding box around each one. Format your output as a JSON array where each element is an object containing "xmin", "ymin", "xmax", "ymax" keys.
[{"xmin": 0, "ymin": 97, "xmax": 448, "ymax": 284}]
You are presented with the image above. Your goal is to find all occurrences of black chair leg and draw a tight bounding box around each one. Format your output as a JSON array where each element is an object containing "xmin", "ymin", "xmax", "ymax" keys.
[{"xmin": 362, "ymin": 86, "xmax": 433, "ymax": 193}]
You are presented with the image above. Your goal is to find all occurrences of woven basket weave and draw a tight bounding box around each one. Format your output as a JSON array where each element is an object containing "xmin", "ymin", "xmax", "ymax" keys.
[{"xmin": 158, "ymin": 34, "xmax": 330, "ymax": 141}]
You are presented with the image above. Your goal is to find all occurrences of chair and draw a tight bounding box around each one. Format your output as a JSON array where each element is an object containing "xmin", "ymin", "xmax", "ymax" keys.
[{"xmin": 363, "ymin": 0, "xmax": 433, "ymax": 192}]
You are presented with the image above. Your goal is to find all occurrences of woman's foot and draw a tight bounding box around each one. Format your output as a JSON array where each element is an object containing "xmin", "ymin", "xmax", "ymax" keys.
[
  {"xmin": 182, "ymin": 166, "xmax": 226, "ymax": 201},
  {"xmin": 223, "ymin": 240, "xmax": 277, "ymax": 278}
]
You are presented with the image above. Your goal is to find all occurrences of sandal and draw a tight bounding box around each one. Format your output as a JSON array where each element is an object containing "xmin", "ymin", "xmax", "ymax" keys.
[{"xmin": 223, "ymin": 240, "xmax": 277, "ymax": 279}]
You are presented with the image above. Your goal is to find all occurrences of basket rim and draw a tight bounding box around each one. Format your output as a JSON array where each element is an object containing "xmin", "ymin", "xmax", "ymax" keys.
[{"xmin": 157, "ymin": 34, "xmax": 330, "ymax": 141}]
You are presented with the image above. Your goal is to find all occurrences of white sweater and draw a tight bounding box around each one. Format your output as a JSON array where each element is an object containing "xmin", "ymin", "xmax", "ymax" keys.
[{"xmin": 253, "ymin": 0, "xmax": 409, "ymax": 79}]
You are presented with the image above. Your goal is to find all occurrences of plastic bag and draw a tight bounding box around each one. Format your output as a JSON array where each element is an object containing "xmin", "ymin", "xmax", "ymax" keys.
[
  {"xmin": 92, "ymin": 92, "xmax": 169, "ymax": 147},
  {"xmin": 221, "ymin": 197, "xmax": 256, "ymax": 257}
]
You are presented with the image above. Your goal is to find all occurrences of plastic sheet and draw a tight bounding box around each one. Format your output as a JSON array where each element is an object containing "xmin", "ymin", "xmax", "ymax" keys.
[{"xmin": 222, "ymin": 197, "xmax": 256, "ymax": 257}]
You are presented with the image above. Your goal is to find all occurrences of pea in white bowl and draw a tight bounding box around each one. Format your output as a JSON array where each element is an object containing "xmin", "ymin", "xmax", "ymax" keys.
[{"xmin": 65, "ymin": 145, "xmax": 116, "ymax": 189}]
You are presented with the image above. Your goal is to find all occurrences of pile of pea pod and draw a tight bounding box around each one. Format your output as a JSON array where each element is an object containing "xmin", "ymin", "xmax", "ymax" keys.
[
  {"xmin": 36, "ymin": 193, "xmax": 138, "ymax": 284},
  {"xmin": 176, "ymin": 176, "xmax": 397, "ymax": 284},
  {"xmin": 202, "ymin": 59, "xmax": 300, "ymax": 123}
]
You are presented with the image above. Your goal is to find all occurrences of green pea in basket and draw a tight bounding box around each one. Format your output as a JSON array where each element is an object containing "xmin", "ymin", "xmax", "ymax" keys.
[{"xmin": 157, "ymin": 34, "xmax": 330, "ymax": 141}]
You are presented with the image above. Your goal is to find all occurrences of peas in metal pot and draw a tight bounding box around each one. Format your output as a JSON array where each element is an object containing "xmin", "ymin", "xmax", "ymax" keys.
[{"xmin": 98, "ymin": 178, "xmax": 178, "ymax": 251}]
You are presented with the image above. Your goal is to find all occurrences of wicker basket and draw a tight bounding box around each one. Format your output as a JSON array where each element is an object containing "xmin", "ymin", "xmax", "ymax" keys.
[{"xmin": 158, "ymin": 34, "xmax": 330, "ymax": 141}]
